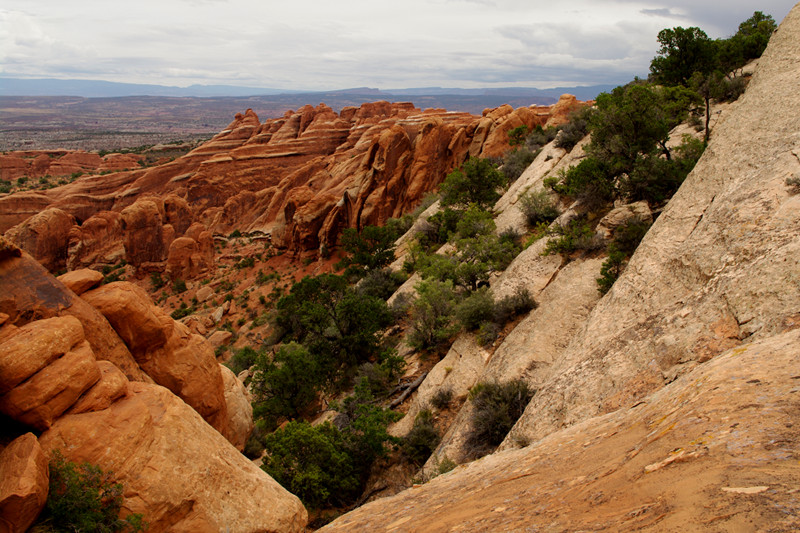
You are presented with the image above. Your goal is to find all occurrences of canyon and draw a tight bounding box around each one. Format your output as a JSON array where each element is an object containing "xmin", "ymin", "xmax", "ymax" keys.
[{"xmin": 1, "ymin": 4, "xmax": 799, "ymax": 532}]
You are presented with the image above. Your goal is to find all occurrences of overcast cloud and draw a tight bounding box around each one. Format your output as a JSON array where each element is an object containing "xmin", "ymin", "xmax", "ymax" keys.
[{"xmin": 1, "ymin": 1, "xmax": 796, "ymax": 90}]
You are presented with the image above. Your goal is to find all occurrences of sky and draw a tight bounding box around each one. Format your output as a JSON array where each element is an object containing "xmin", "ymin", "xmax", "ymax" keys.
[{"xmin": 0, "ymin": 1, "xmax": 796, "ymax": 91}]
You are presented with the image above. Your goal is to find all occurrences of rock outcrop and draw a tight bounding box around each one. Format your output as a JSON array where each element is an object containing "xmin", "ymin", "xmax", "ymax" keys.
[
  {"xmin": 0, "ymin": 238, "xmax": 307, "ymax": 531},
  {"xmin": 39, "ymin": 382, "xmax": 307, "ymax": 533},
  {"xmin": 0, "ymin": 433, "xmax": 49, "ymax": 533},
  {"xmin": 1, "ymin": 98, "xmax": 589, "ymax": 272},
  {"xmin": 322, "ymin": 330, "xmax": 800, "ymax": 532}
]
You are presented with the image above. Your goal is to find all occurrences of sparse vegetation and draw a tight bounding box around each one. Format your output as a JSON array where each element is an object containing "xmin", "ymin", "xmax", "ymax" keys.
[
  {"xmin": 33, "ymin": 451, "xmax": 146, "ymax": 533},
  {"xmin": 466, "ymin": 380, "xmax": 534, "ymax": 458}
]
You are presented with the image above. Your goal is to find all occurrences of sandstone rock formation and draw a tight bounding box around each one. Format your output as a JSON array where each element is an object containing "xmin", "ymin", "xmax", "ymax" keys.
[
  {"xmin": 0, "ymin": 239, "xmax": 308, "ymax": 531},
  {"xmin": 322, "ymin": 330, "xmax": 800, "ymax": 532},
  {"xmin": 4, "ymin": 207, "xmax": 76, "ymax": 272},
  {"xmin": 0, "ymin": 433, "xmax": 49, "ymax": 533},
  {"xmin": 39, "ymin": 382, "xmax": 307, "ymax": 533},
  {"xmin": 1, "ymin": 98, "xmax": 589, "ymax": 273}
]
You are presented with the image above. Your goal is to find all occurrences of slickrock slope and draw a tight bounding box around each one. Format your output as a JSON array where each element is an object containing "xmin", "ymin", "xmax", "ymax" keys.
[
  {"xmin": 323, "ymin": 5, "xmax": 800, "ymax": 530},
  {"xmin": 322, "ymin": 330, "xmax": 800, "ymax": 532},
  {"xmin": 1, "ymin": 99, "xmax": 588, "ymax": 270},
  {"xmin": 505, "ymin": 2, "xmax": 800, "ymax": 448}
]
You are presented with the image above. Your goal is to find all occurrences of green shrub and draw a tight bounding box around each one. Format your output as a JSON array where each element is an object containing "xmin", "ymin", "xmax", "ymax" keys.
[
  {"xmin": 507, "ymin": 125, "xmax": 529, "ymax": 146},
  {"xmin": 543, "ymin": 218, "xmax": 598, "ymax": 256},
  {"xmin": 228, "ymin": 229, "xmax": 242, "ymax": 238},
  {"xmin": 518, "ymin": 189, "xmax": 560, "ymax": 226},
  {"xmin": 476, "ymin": 321, "xmax": 501, "ymax": 346},
  {"xmin": 467, "ymin": 380, "xmax": 534, "ymax": 457},
  {"xmin": 455, "ymin": 287, "xmax": 495, "ymax": 331},
  {"xmin": 430, "ymin": 388, "xmax": 453, "ymax": 410},
  {"xmin": 401, "ymin": 410, "xmax": 440, "ymax": 466},
  {"xmin": 150, "ymin": 271, "xmax": 165, "ymax": 290},
  {"xmin": 408, "ymin": 279, "xmax": 459, "ymax": 351},
  {"xmin": 554, "ymin": 107, "xmax": 592, "ymax": 151},
  {"xmin": 262, "ymin": 421, "xmax": 360, "ymax": 509},
  {"xmin": 597, "ymin": 247, "xmax": 626, "ymax": 295},
  {"xmin": 171, "ymin": 278, "xmax": 187, "ymax": 293},
  {"xmin": 338, "ymin": 225, "xmax": 397, "ymax": 274},
  {"xmin": 786, "ymin": 175, "xmax": 800, "ymax": 194},
  {"xmin": 236, "ymin": 256, "xmax": 255, "ymax": 269},
  {"xmin": 502, "ymin": 147, "xmax": 537, "ymax": 185},
  {"xmin": 250, "ymin": 342, "xmax": 322, "ymax": 428},
  {"xmin": 34, "ymin": 451, "xmax": 146, "ymax": 533},
  {"xmin": 493, "ymin": 287, "xmax": 536, "ymax": 324},
  {"xmin": 440, "ymin": 157, "xmax": 505, "ymax": 209},
  {"xmin": 356, "ymin": 268, "xmax": 407, "ymax": 301},
  {"xmin": 225, "ymin": 346, "xmax": 261, "ymax": 374}
]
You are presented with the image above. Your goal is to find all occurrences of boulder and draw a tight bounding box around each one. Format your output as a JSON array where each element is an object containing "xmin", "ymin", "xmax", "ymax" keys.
[
  {"xmin": 0, "ymin": 315, "xmax": 85, "ymax": 395},
  {"xmin": 219, "ymin": 365, "xmax": 254, "ymax": 451},
  {"xmin": 69, "ymin": 361, "xmax": 130, "ymax": 414},
  {"xmin": 39, "ymin": 382, "xmax": 308, "ymax": 533},
  {"xmin": 0, "ymin": 248, "xmax": 146, "ymax": 381},
  {"xmin": 120, "ymin": 200, "xmax": 166, "ymax": 266},
  {"xmin": 56, "ymin": 268, "xmax": 104, "ymax": 295},
  {"xmin": 141, "ymin": 321, "xmax": 229, "ymax": 437},
  {"xmin": 4, "ymin": 207, "xmax": 76, "ymax": 272},
  {"xmin": 0, "ymin": 340, "xmax": 101, "ymax": 430},
  {"xmin": 67, "ymin": 211, "xmax": 126, "ymax": 270},
  {"xmin": 81, "ymin": 282, "xmax": 171, "ymax": 356},
  {"xmin": 0, "ymin": 433, "xmax": 49, "ymax": 533}
]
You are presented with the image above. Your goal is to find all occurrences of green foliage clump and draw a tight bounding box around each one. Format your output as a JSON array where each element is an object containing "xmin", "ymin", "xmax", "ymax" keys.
[
  {"xmin": 596, "ymin": 218, "xmax": 652, "ymax": 294},
  {"xmin": 455, "ymin": 287, "xmax": 496, "ymax": 331},
  {"xmin": 467, "ymin": 380, "xmax": 534, "ymax": 457},
  {"xmin": 501, "ymin": 147, "xmax": 537, "ymax": 184},
  {"xmin": 553, "ymin": 107, "xmax": 593, "ymax": 151},
  {"xmin": 401, "ymin": 409, "xmax": 440, "ymax": 466},
  {"xmin": 338, "ymin": 225, "xmax": 397, "ymax": 275},
  {"xmin": 261, "ymin": 420, "xmax": 360, "ymax": 508},
  {"xmin": 507, "ymin": 125, "xmax": 529, "ymax": 146},
  {"xmin": 262, "ymin": 382, "xmax": 400, "ymax": 509},
  {"xmin": 274, "ymin": 274, "xmax": 393, "ymax": 385},
  {"xmin": 235, "ymin": 256, "xmax": 256, "ymax": 269},
  {"xmin": 408, "ymin": 279, "xmax": 459, "ymax": 351},
  {"xmin": 225, "ymin": 345, "xmax": 261, "ymax": 375},
  {"xmin": 440, "ymin": 157, "xmax": 505, "ymax": 209},
  {"xmin": 34, "ymin": 451, "xmax": 146, "ymax": 533},
  {"xmin": 149, "ymin": 271, "xmax": 165, "ymax": 290},
  {"xmin": 543, "ymin": 218, "xmax": 598, "ymax": 256},
  {"xmin": 171, "ymin": 278, "xmax": 187, "ymax": 294},
  {"xmin": 518, "ymin": 189, "xmax": 560, "ymax": 227},
  {"xmin": 430, "ymin": 388, "xmax": 453, "ymax": 410},
  {"xmin": 356, "ymin": 268, "xmax": 407, "ymax": 301},
  {"xmin": 250, "ymin": 342, "xmax": 322, "ymax": 429}
]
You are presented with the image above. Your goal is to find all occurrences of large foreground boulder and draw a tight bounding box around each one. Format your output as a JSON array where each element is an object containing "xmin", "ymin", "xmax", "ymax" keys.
[
  {"xmin": 0, "ymin": 433, "xmax": 49, "ymax": 533},
  {"xmin": 39, "ymin": 381, "xmax": 307, "ymax": 533}
]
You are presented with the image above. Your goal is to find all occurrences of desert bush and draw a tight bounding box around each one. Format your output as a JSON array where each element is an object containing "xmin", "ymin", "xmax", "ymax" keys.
[
  {"xmin": 440, "ymin": 157, "xmax": 505, "ymax": 209},
  {"xmin": 430, "ymin": 388, "xmax": 453, "ymax": 410},
  {"xmin": 493, "ymin": 287, "xmax": 536, "ymax": 324},
  {"xmin": 408, "ymin": 279, "xmax": 459, "ymax": 351},
  {"xmin": 501, "ymin": 147, "xmax": 537, "ymax": 184},
  {"xmin": 466, "ymin": 380, "xmax": 534, "ymax": 457},
  {"xmin": 171, "ymin": 278, "xmax": 187, "ymax": 293},
  {"xmin": 475, "ymin": 320, "xmax": 501, "ymax": 346},
  {"xmin": 543, "ymin": 218, "xmax": 599, "ymax": 256},
  {"xmin": 338, "ymin": 225, "xmax": 397, "ymax": 274},
  {"xmin": 518, "ymin": 189, "xmax": 560, "ymax": 226},
  {"xmin": 596, "ymin": 218, "xmax": 652, "ymax": 294},
  {"xmin": 401, "ymin": 410, "xmax": 440, "ymax": 466},
  {"xmin": 455, "ymin": 287, "xmax": 495, "ymax": 331},
  {"xmin": 554, "ymin": 107, "xmax": 592, "ymax": 150},
  {"xmin": 33, "ymin": 451, "xmax": 146, "ymax": 533},
  {"xmin": 225, "ymin": 345, "xmax": 261, "ymax": 374},
  {"xmin": 357, "ymin": 268, "xmax": 407, "ymax": 301},
  {"xmin": 786, "ymin": 175, "xmax": 800, "ymax": 194}
]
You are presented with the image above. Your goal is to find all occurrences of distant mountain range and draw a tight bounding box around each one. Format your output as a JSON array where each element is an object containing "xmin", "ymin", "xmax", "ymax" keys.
[{"xmin": 0, "ymin": 77, "xmax": 615, "ymax": 102}]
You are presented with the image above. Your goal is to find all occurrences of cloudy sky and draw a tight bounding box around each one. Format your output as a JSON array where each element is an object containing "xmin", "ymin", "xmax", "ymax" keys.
[{"xmin": 1, "ymin": 1, "xmax": 796, "ymax": 90}]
